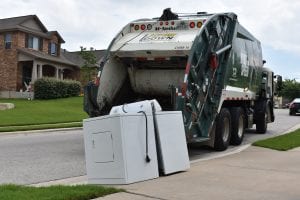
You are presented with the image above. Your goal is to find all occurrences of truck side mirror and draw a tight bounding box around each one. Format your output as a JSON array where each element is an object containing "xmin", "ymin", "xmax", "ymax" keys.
[{"xmin": 276, "ymin": 75, "xmax": 283, "ymax": 92}]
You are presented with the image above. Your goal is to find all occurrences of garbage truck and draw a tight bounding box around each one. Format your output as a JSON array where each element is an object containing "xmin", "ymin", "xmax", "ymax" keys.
[{"xmin": 84, "ymin": 8, "xmax": 282, "ymax": 151}]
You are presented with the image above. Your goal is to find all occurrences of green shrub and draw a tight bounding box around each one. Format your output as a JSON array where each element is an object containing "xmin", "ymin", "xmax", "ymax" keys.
[
  {"xmin": 66, "ymin": 80, "xmax": 82, "ymax": 97},
  {"xmin": 34, "ymin": 78, "xmax": 81, "ymax": 99}
]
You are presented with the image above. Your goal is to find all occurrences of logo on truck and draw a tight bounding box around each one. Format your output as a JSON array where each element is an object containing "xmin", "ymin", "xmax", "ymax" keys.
[
  {"xmin": 139, "ymin": 33, "xmax": 176, "ymax": 42},
  {"xmin": 240, "ymin": 52, "xmax": 249, "ymax": 77}
]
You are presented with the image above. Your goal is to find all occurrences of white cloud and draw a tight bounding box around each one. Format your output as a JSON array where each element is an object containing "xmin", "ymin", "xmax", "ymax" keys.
[
  {"xmin": 1, "ymin": 0, "xmax": 300, "ymax": 54},
  {"xmin": 0, "ymin": 0, "xmax": 299, "ymax": 78}
]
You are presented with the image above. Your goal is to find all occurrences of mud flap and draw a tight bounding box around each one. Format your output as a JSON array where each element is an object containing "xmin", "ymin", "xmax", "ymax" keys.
[{"xmin": 84, "ymin": 82, "xmax": 101, "ymax": 117}]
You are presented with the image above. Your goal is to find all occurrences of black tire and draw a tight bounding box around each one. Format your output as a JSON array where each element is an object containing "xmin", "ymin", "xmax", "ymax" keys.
[
  {"xmin": 230, "ymin": 107, "xmax": 245, "ymax": 145},
  {"xmin": 256, "ymin": 104, "xmax": 268, "ymax": 134},
  {"xmin": 214, "ymin": 108, "xmax": 231, "ymax": 151},
  {"xmin": 289, "ymin": 110, "xmax": 295, "ymax": 116}
]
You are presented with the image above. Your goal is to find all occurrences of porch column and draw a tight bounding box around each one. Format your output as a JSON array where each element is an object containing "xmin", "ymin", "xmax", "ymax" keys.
[
  {"xmin": 60, "ymin": 68, "xmax": 64, "ymax": 80},
  {"xmin": 38, "ymin": 65, "xmax": 43, "ymax": 78},
  {"xmin": 55, "ymin": 67, "xmax": 60, "ymax": 79},
  {"xmin": 31, "ymin": 61, "xmax": 38, "ymax": 82}
]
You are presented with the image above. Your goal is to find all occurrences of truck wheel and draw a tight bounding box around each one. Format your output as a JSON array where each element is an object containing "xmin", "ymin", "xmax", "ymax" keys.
[
  {"xmin": 230, "ymin": 107, "xmax": 245, "ymax": 145},
  {"xmin": 214, "ymin": 108, "xmax": 231, "ymax": 151},
  {"xmin": 256, "ymin": 105, "xmax": 268, "ymax": 134}
]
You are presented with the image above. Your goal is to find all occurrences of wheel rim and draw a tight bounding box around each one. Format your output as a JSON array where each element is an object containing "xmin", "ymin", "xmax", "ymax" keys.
[
  {"xmin": 223, "ymin": 117, "xmax": 230, "ymax": 142},
  {"xmin": 237, "ymin": 115, "xmax": 244, "ymax": 138}
]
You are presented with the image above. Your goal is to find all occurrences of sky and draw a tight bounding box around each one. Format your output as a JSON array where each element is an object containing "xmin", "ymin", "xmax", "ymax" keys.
[{"xmin": 1, "ymin": 0, "xmax": 300, "ymax": 80}]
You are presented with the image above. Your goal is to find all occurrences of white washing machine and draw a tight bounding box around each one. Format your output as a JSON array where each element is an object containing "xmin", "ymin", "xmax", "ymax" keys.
[{"xmin": 83, "ymin": 113, "xmax": 159, "ymax": 184}]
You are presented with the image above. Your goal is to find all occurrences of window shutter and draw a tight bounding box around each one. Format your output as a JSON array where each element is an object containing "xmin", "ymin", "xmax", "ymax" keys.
[
  {"xmin": 55, "ymin": 43, "xmax": 58, "ymax": 56},
  {"xmin": 57, "ymin": 44, "xmax": 60, "ymax": 56},
  {"xmin": 3, "ymin": 34, "xmax": 5, "ymax": 47},
  {"xmin": 25, "ymin": 34, "xmax": 28, "ymax": 48},
  {"xmin": 48, "ymin": 42, "xmax": 51, "ymax": 54},
  {"xmin": 39, "ymin": 38, "xmax": 43, "ymax": 51}
]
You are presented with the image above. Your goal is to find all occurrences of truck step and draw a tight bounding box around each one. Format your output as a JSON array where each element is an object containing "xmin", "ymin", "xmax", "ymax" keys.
[{"xmin": 188, "ymin": 137, "xmax": 210, "ymax": 143}]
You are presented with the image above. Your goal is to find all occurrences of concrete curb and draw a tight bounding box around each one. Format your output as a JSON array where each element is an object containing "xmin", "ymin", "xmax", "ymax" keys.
[
  {"xmin": 30, "ymin": 176, "xmax": 87, "ymax": 187},
  {"xmin": 190, "ymin": 144, "xmax": 251, "ymax": 164},
  {"xmin": 282, "ymin": 123, "xmax": 300, "ymax": 134},
  {"xmin": 0, "ymin": 126, "xmax": 83, "ymax": 137}
]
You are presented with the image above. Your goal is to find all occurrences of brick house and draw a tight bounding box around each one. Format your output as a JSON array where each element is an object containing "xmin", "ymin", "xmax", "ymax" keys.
[{"xmin": 0, "ymin": 15, "xmax": 80, "ymax": 98}]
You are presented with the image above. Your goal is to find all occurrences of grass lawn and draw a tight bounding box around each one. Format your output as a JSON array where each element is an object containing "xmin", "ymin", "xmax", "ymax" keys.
[
  {"xmin": 0, "ymin": 184, "xmax": 123, "ymax": 200},
  {"xmin": 0, "ymin": 97, "xmax": 88, "ymax": 131},
  {"xmin": 253, "ymin": 128, "xmax": 300, "ymax": 151}
]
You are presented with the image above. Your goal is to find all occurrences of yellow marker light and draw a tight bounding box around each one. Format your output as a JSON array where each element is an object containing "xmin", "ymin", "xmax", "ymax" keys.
[{"xmin": 197, "ymin": 21, "xmax": 203, "ymax": 28}]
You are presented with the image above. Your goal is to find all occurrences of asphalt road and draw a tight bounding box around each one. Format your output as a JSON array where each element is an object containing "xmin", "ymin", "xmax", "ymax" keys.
[
  {"xmin": 189, "ymin": 109, "xmax": 300, "ymax": 160},
  {"xmin": 0, "ymin": 109, "xmax": 299, "ymax": 185},
  {"xmin": 0, "ymin": 130, "xmax": 85, "ymax": 184}
]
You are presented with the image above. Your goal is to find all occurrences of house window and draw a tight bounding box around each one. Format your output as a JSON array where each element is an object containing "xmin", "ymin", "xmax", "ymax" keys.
[
  {"xmin": 4, "ymin": 33, "xmax": 12, "ymax": 49},
  {"xmin": 27, "ymin": 35, "xmax": 40, "ymax": 50},
  {"xmin": 25, "ymin": 34, "xmax": 43, "ymax": 51},
  {"xmin": 48, "ymin": 42, "xmax": 57, "ymax": 56}
]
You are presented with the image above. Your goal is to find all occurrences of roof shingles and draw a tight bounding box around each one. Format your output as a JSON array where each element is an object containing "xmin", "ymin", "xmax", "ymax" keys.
[
  {"xmin": 0, "ymin": 15, "xmax": 64, "ymax": 43},
  {"xmin": 18, "ymin": 48, "xmax": 79, "ymax": 68},
  {"xmin": 61, "ymin": 49, "xmax": 105, "ymax": 68}
]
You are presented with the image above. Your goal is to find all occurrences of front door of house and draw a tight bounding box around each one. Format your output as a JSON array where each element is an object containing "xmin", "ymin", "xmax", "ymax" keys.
[{"xmin": 22, "ymin": 65, "xmax": 32, "ymax": 86}]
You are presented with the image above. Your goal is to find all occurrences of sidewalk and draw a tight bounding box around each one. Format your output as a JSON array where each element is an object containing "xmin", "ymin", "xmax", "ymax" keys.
[
  {"xmin": 35, "ymin": 145, "xmax": 300, "ymax": 200},
  {"xmin": 94, "ymin": 146, "xmax": 300, "ymax": 200}
]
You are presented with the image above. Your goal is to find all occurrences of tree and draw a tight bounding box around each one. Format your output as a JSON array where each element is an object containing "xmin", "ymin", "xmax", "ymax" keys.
[
  {"xmin": 280, "ymin": 79, "xmax": 300, "ymax": 101},
  {"xmin": 79, "ymin": 46, "xmax": 98, "ymax": 85}
]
